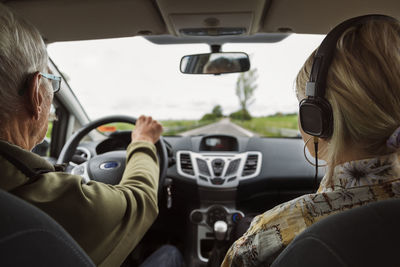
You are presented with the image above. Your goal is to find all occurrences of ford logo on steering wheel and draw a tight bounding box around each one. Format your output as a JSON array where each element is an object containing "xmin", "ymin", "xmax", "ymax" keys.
[{"xmin": 100, "ymin": 161, "xmax": 120, "ymax": 170}]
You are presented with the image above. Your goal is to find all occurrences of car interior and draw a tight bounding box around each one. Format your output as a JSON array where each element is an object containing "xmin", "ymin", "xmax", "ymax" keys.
[{"xmin": 1, "ymin": 0, "xmax": 400, "ymax": 266}]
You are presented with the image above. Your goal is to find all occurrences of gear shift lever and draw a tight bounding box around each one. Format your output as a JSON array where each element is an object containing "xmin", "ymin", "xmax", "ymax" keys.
[
  {"xmin": 214, "ymin": 220, "xmax": 228, "ymax": 241},
  {"xmin": 207, "ymin": 221, "xmax": 228, "ymax": 266}
]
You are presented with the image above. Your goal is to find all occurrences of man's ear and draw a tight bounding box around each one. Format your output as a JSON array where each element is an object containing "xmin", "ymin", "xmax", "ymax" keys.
[{"xmin": 25, "ymin": 72, "xmax": 43, "ymax": 120}]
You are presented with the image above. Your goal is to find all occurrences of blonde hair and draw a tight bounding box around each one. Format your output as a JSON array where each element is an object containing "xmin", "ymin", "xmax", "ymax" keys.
[
  {"xmin": 0, "ymin": 4, "xmax": 48, "ymax": 120},
  {"xmin": 296, "ymin": 19, "xmax": 400, "ymax": 182}
]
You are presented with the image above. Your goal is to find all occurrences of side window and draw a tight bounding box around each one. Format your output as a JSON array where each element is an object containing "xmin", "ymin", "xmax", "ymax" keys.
[
  {"xmin": 47, "ymin": 104, "xmax": 57, "ymax": 139},
  {"xmin": 32, "ymin": 104, "xmax": 57, "ymax": 157}
]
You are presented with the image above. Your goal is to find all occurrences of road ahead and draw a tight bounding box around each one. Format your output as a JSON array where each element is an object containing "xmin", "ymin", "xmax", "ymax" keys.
[{"xmin": 179, "ymin": 118, "xmax": 258, "ymax": 137}]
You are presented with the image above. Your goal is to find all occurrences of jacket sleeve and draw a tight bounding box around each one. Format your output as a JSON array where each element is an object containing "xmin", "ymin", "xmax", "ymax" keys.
[{"xmin": 16, "ymin": 141, "xmax": 159, "ymax": 267}]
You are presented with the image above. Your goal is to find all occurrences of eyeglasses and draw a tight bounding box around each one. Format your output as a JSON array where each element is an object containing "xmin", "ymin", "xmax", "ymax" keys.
[
  {"xmin": 18, "ymin": 72, "xmax": 62, "ymax": 96},
  {"xmin": 40, "ymin": 72, "xmax": 61, "ymax": 93}
]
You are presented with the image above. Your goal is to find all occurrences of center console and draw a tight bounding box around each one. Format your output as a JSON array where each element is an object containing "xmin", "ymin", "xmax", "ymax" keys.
[
  {"xmin": 176, "ymin": 135, "xmax": 262, "ymax": 188},
  {"xmin": 175, "ymin": 135, "xmax": 262, "ymax": 264},
  {"xmin": 190, "ymin": 205, "xmax": 244, "ymax": 262}
]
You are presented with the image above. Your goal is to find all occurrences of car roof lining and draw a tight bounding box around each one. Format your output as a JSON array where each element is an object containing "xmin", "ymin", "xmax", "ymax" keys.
[
  {"xmin": 2, "ymin": 0, "xmax": 166, "ymax": 42},
  {"xmin": 2, "ymin": 0, "xmax": 400, "ymax": 43},
  {"xmin": 262, "ymin": 0, "xmax": 400, "ymax": 34}
]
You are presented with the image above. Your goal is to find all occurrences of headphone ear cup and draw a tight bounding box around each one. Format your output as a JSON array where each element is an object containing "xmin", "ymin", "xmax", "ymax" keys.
[{"xmin": 299, "ymin": 98, "xmax": 333, "ymax": 138}]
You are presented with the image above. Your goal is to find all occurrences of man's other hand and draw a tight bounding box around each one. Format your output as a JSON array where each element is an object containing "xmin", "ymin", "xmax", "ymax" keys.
[{"xmin": 131, "ymin": 115, "xmax": 163, "ymax": 144}]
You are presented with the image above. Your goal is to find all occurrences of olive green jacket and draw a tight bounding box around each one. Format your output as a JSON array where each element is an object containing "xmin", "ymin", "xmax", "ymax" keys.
[{"xmin": 0, "ymin": 140, "xmax": 159, "ymax": 267}]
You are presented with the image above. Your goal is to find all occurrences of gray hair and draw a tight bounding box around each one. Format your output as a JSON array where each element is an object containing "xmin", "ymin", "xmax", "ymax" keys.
[{"xmin": 0, "ymin": 4, "xmax": 48, "ymax": 120}]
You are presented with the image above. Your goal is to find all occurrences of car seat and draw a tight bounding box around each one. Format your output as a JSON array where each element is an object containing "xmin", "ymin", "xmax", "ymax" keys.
[
  {"xmin": 0, "ymin": 189, "xmax": 95, "ymax": 267},
  {"xmin": 271, "ymin": 198, "xmax": 400, "ymax": 267}
]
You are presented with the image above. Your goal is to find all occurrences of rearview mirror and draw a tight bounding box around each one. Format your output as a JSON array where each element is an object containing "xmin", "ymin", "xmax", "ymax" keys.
[{"xmin": 180, "ymin": 52, "xmax": 250, "ymax": 74}]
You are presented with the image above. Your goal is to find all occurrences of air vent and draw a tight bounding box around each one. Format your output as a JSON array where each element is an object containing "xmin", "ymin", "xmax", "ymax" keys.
[
  {"xmin": 180, "ymin": 153, "xmax": 194, "ymax": 175},
  {"xmin": 242, "ymin": 154, "xmax": 258, "ymax": 176}
]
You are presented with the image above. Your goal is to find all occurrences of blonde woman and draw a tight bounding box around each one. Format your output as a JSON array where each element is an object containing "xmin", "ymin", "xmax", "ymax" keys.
[{"xmin": 222, "ymin": 15, "xmax": 400, "ymax": 266}]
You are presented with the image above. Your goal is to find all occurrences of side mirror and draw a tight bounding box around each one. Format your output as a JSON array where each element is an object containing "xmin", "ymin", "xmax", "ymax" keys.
[{"xmin": 180, "ymin": 52, "xmax": 250, "ymax": 74}]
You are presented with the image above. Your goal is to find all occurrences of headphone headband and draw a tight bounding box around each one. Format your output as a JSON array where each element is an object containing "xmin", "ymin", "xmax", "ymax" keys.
[{"xmin": 308, "ymin": 14, "xmax": 398, "ymax": 98}]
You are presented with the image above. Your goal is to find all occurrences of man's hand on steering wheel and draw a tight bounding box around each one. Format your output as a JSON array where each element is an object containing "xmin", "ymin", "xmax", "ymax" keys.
[
  {"xmin": 132, "ymin": 115, "xmax": 163, "ymax": 144},
  {"xmin": 58, "ymin": 115, "xmax": 168, "ymax": 208}
]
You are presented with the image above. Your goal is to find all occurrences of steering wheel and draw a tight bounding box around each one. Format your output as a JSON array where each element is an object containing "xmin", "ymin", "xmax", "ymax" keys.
[{"xmin": 56, "ymin": 115, "xmax": 168, "ymax": 201}]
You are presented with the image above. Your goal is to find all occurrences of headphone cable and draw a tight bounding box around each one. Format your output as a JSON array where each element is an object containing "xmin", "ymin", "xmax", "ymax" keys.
[{"xmin": 314, "ymin": 137, "xmax": 319, "ymax": 192}]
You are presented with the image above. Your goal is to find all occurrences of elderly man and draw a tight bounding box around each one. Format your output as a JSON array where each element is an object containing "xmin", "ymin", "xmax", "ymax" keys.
[{"xmin": 0, "ymin": 4, "xmax": 179, "ymax": 267}]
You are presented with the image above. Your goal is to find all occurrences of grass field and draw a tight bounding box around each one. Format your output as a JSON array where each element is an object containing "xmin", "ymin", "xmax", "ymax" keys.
[
  {"xmin": 88, "ymin": 120, "xmax": 212, "ymax": 136},
  {"xmin": 46, "ymin": 119, "xmax": 212, "ymax": 139},
  {"xmin": 46, "ymin": 114, "xmax": 298, "ymax": 139},
  {"xmin": 160, "ymin": 120, "xmax": 211, "ymax": 135},
  {"xmin": 233, "ymin": 114, "xmax": 299, "ymax": 137},
  {"xmin": 103, "ymin": 115, "xmax": 299, "ymax": 137},
  {"xmin": 46, "ymin": 123, "xmax": 53, "ymax": 138}
]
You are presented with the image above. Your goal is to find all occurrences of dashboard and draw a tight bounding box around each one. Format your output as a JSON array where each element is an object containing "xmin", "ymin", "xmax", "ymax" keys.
[
  {"xmin": 75, "ymin": 132, "xmax": 323, "ymax": 195},
  {"xmin": 166, "ymin": 134, "xmax": 323, "ymax": 191}
]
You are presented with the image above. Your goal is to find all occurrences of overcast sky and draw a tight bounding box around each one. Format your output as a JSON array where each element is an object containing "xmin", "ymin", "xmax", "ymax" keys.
[{"xmin": 48, "ymin": 34, "xmax": 325, "ymax": 120}]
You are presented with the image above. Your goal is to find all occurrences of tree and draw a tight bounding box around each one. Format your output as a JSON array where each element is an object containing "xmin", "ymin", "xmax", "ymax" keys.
[
  {"xmin": 211, "ymin": 105, "xmax": 223, "ymax": 118},
  {"xmin": 229, "ymin": 109, "xmax": 252, "ymax": 121},
  {"xmin": 235, "ymin": 68, "xmax": 258, "ymax": 120},
  {"xmin": 200, "ymin": 105, "xmax": 223, "ymax": 121}
]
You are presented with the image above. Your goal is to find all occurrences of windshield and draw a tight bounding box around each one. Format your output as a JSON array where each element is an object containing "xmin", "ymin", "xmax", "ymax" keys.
[{"xmin": 48, "ymin": 34, "xmax": 324, "ymax": 137}]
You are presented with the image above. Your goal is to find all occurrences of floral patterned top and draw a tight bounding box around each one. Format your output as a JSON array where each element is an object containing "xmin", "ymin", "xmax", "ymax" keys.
[{"xmin": 222, "ymin": 153, "xmax": 400, "ymax": 267}]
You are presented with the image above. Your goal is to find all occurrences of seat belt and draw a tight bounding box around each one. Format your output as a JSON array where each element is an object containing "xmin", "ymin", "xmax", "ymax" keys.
[{"xmin": 0, "ymin": 149, "xmax": 55, "ymax": 183}]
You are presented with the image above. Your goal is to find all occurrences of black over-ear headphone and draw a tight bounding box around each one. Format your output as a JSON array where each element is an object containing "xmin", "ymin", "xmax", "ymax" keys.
[{"xmin": 299, "ymin": 14, "xmax": 398, "ymax": 139}]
